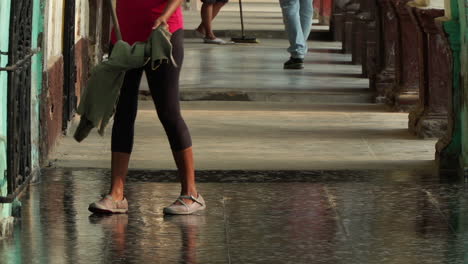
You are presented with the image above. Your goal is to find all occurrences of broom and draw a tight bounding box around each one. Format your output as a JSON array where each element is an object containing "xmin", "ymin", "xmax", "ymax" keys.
[
  {"xmin": 107, "ymin": 0, "xmax": 122, "ymax": 41},
  {"xmin": 231, "ymin": 0, "xmax": 258, "ymax": 43}
]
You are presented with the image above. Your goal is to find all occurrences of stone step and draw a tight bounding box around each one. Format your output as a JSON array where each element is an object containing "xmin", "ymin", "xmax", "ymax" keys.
[
  {"xmin": 221, "ymin": 2, "xmax": 283, "ymax": 12},
  {"xmin": 183, "ymin": 11, "xmax": 330, "ymax": 39},
  {"xmin": 184, "ymin": 29, "xmax": 331, "ymax": 40},
  {"xmin": 139, "ymin": 39, "xmax": 367, "ymax": 104},
  {"xmin": 140, "ymin": 89, "xmax": 374, "ymax": 104}
]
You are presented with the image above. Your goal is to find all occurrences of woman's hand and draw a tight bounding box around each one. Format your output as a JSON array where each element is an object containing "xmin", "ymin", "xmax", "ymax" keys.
[
  {"xmin": 153, "ymin": 16, "xmax": 169, "ymax": 30},
  {"xmin": 153, "ymin": 0, "xmax": 183, "ymax": 30}
]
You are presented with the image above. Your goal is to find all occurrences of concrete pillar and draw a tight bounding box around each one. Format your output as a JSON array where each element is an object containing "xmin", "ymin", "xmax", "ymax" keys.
[
  {"xmin": 375, "ymin": 0, "xmax": 398, "ymax": 103},
  {"xmin": 331, "ymin": 0, "xmax": 353, "ymax": 41},
  {"xmin": 366, "ymin": 20, "xmax": 379, "ymax": 89},
  {"xmin": 407, "ymin": 3, "xmax": 448, "ymax": 138},
  {"xmin": 351, "ymin": 0, "xmax": 374, "ymax": 66},
  {"xmin": 390, "ymin": 0, "xmax": 420, "ymax": 111},
  {"xmin": 342, "ymin": 0, "xmax": 360, "ymax": 53},
  {"xmin": 351, "ymin": 13, "xmax": 366, "ymax": 64},
  {"xmin": 435, "ymin": 0, "xmax": 461, "ymax": 176},
  {"xmin": 354, "ymin": 0, "xmax": 379, "ymax": 78}
]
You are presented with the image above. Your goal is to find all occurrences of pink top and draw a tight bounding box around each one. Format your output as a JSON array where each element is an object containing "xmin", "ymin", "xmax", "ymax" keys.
[{"xmin": 111, "ymin": 0, "xmax": 184, "ymax": 45}]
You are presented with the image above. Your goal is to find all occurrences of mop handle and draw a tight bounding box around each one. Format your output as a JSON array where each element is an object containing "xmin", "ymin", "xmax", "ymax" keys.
[
  {"xmin": 107, "ymin": 0, "xmax": 123, "ymax": 41},
  {"xmin": 238, "ymin": 0, "xmax": 245, "ymax": 37}
]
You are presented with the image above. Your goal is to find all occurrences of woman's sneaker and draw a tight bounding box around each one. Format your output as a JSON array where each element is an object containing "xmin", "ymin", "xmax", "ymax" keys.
[
  {"xmin": 284, "ymin": 57, "xmax": 304, "ymax": 69},
  {"xmin": 163, "ymin": 194, "xmax": 206, "ymax": 215},
  {"xmin": 88, "ymin": 195, "xmax": 128, "ymax": 214}
]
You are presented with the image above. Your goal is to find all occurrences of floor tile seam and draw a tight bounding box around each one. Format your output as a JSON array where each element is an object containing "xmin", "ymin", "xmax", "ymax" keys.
[
  {"xmin": 360, "ymin": 137, "xmax": 379, "ymax": 161},
  {"xmin": 41, "ymin": 168, "xmax": 438, "ymax": 184},
  {"xmin": 221, "ymin": 185, "xmax": 232, "ymax": 264},
  {"xmin": 420, "ymin": 188, "xmax": 457, "ymax": 234},
  {"xmin": 322, "ymin": 185, "xmax": 350, "ymax": 239},
  {"xmin": 322, "ymin": 185, "xmax": 368, "ymax": 261}
]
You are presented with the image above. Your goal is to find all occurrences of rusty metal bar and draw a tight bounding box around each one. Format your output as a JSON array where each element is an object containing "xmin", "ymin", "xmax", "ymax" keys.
[
  {"xmin": 0, "ymin": 174, "xmax": 32, "ymax": 203},
  {"xmin": 0, "ymin": 48, "xmax": 40, "ymax": 72}
]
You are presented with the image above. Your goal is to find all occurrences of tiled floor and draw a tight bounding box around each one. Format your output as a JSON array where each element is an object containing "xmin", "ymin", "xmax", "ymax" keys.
[
  {"xmin": 143, "ymin": 40, "xmax": 368, "ymax": 99},
  {"xmin": 50, "ymin": 38, "xmax": 437, "ymax": 172},
  {"xmin": 1, "ymin": 169, "xmax": 468, "ymax": 264},
  {"xmin": 5, "ymin": 34, "xmax": 458, "ymax": 264},
  {"xmin": 51, "ymin": 101, "xmax": 436, "ymax": 171}
]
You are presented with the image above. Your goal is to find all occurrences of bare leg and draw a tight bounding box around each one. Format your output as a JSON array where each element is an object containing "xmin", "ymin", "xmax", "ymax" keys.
[
  {"xmin": 109, "ymin": 152, "xmax": 131, "ymax": 201},
  {"xmin": 197, "ymin": 3, "xmax": 214, "ymax": 38},
  {"xmin": 212, "ymin": 2, "xmax": 226, "ymax": 19},
  {"xmin": 172, "ymin": 147, "xmax": 198, "ymax": 204},
  {"xmin": 197, "ymin": 2, "xmax": 227, "ymax": 39}
]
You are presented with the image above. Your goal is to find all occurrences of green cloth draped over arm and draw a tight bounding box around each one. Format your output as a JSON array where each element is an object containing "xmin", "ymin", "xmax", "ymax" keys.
[{"xmin": 74, "ymin": 27, "xmax": 176, "ymax": 142}]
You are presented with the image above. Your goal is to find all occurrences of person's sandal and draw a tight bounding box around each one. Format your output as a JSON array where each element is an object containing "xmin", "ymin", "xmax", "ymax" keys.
[
  {"xmin": 88, "ymin": 195, "xmax": 129, "ymax": 214},
  {"xmin": 203, "ymin": 38, "xmax": 228, "ymax": 45},
  {"xmin": 163, "ymin": 194, "xmax": 206, "ymax": 215}
]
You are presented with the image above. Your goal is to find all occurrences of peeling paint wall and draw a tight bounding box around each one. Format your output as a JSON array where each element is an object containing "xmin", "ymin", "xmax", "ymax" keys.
[
  {"xmin": 75, "ymin": 0, "xmax": 89, "ymax": 41},
  {"xmin": 42, "ymin": 0, "xmax": 65, "ymax": 159},
  {"xmin": 31, "ymin": 0, "xmax": 45, "ymax": 175},
  {"xmin": 74, "ymin": 0, "xmax": 91, "ymax": 102},
  {"xmin": 44, "ymin": 0, "xmax": 64, "ymax": 68},
  {"xmin": 40, "ymin": 0, "xmax": 95, "ymax": 162}
]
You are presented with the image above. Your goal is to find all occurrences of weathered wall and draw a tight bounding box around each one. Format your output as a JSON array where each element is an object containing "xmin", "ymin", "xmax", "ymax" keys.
[
  {"xmin": 41, "ymin": 0, "xmax": 65, "ymax": 159},
  {"xmin": 88, "ymin": 0, "xmax": 107, "ymax": 65},
  {"xmin": 41, "ymin": 57, "xmax": 64, "ymax": 161},
  {"xmin": 75, "ymin": 0, "xmax": 91, "ymax": 103},
  {"xmin": 31, "ymin": 0, "xmax": 45, "ymax": 176},
  {"xmin": 45, "ymin": 0, "xmax": 64, "ymax": 67},
  {"xmin": 75, "ymin": 0, "xmax": 90, "ymax": 41},
  {"xmin": 0, "ymin": 0, "xmax": 13, "ymax": 236},
  {"xmin": 75, "ymin": 38, "xmax": 89, "ymax": 104},
  {"xmin": 459, "ymin": 0, "xmax": 468, "ymax": 171}
]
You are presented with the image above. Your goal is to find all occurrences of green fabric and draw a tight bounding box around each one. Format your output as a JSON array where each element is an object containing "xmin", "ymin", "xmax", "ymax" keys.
[{"xmin": 74, "ymin": 27, "xmax": 175, "ymax": 142}]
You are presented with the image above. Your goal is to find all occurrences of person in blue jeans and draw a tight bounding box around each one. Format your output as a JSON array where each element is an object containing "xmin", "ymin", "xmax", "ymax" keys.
[{"xmin": 280, "ymin": 0, "xmax": 313, "ymax": 69}]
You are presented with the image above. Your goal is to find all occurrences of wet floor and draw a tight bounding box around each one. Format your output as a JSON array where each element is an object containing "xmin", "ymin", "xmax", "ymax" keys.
[{"xmin": 2, "ymin": 168, "xmax": 468, "ymax": 263}]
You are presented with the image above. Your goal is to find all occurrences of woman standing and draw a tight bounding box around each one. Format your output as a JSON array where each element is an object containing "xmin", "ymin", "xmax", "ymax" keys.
[{"xmin": 88, "ymin": 0, "xmax": 206, "ymax": 215}]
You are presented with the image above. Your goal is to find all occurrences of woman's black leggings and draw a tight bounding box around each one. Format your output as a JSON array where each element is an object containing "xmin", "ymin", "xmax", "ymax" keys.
[{"xmin": 111, "ymin": 29, "xmax": 192, "ymax": 153}]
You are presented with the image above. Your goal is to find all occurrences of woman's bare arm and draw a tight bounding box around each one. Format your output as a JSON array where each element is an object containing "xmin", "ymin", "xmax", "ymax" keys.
[{"xmin": 153, "ymin": 0, "xmax": 184, "ymax": 29}]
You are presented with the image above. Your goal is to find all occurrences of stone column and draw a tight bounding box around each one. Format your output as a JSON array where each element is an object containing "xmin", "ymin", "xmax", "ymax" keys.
[
  {"xmin": 375, "ymin": 0, "xmax": 398, "ymax": 103},
  {"xmin": 331, "ymin": 0, "xmax": 353, "ymax": 41},
  {"xmin": 342, "ymin": 0, "xmax": 361, "ymax": 53},
  {"xmin": 408, "ymin": 5, "xmax": 448, "ymax": 138},
  {"xmin": 366, "ymin": 20, "xmax": 379, "ymax": 87},
  {"xmin": 361, "ymin": 0, "xmax": 379, "ymax": 79},
  {"xmin": 434, "ymin": 0, "xmax": 462, "ymax": 177},
  {"xmin": 352, "ymin": 15, "xmax": 366, "ymax": 64},
  {"xmin": 352, "ymin": 0, "xmax": 374, "ymax": 66},
  {"xmin": 391, "ymin": 0, "xmax": 420, "ymax": 111}
]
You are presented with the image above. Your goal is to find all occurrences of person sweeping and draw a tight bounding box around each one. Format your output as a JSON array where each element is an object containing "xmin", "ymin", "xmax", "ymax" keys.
[{"xmin": 85, "ymin": 0, "xmax": 206, "ymax": 215}]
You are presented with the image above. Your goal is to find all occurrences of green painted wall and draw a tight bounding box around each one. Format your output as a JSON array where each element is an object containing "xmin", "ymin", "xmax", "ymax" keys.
[
  {"xmin": 440, "ymin": 0, "xmax": 462, "ymax": 173},
  {"xmin": 31, "ymin": 0, "xmax": 44, "ymax": 174},
  {"xmin": 0, "ymin": 0, "xmax": 43, "ymax": 225},
  {"xmin": 459, "ymin": 0, "xmax": 468, "ymax": 171},
  {"xmin": 0, "ymin": 0, "xmax": 12, "ymax": 219}
]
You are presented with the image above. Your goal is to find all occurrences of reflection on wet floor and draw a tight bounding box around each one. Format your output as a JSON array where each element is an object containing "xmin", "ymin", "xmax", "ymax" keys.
[{"xmin": 2, "ymin": 168, "xmax": 468, "ymax": 263}]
